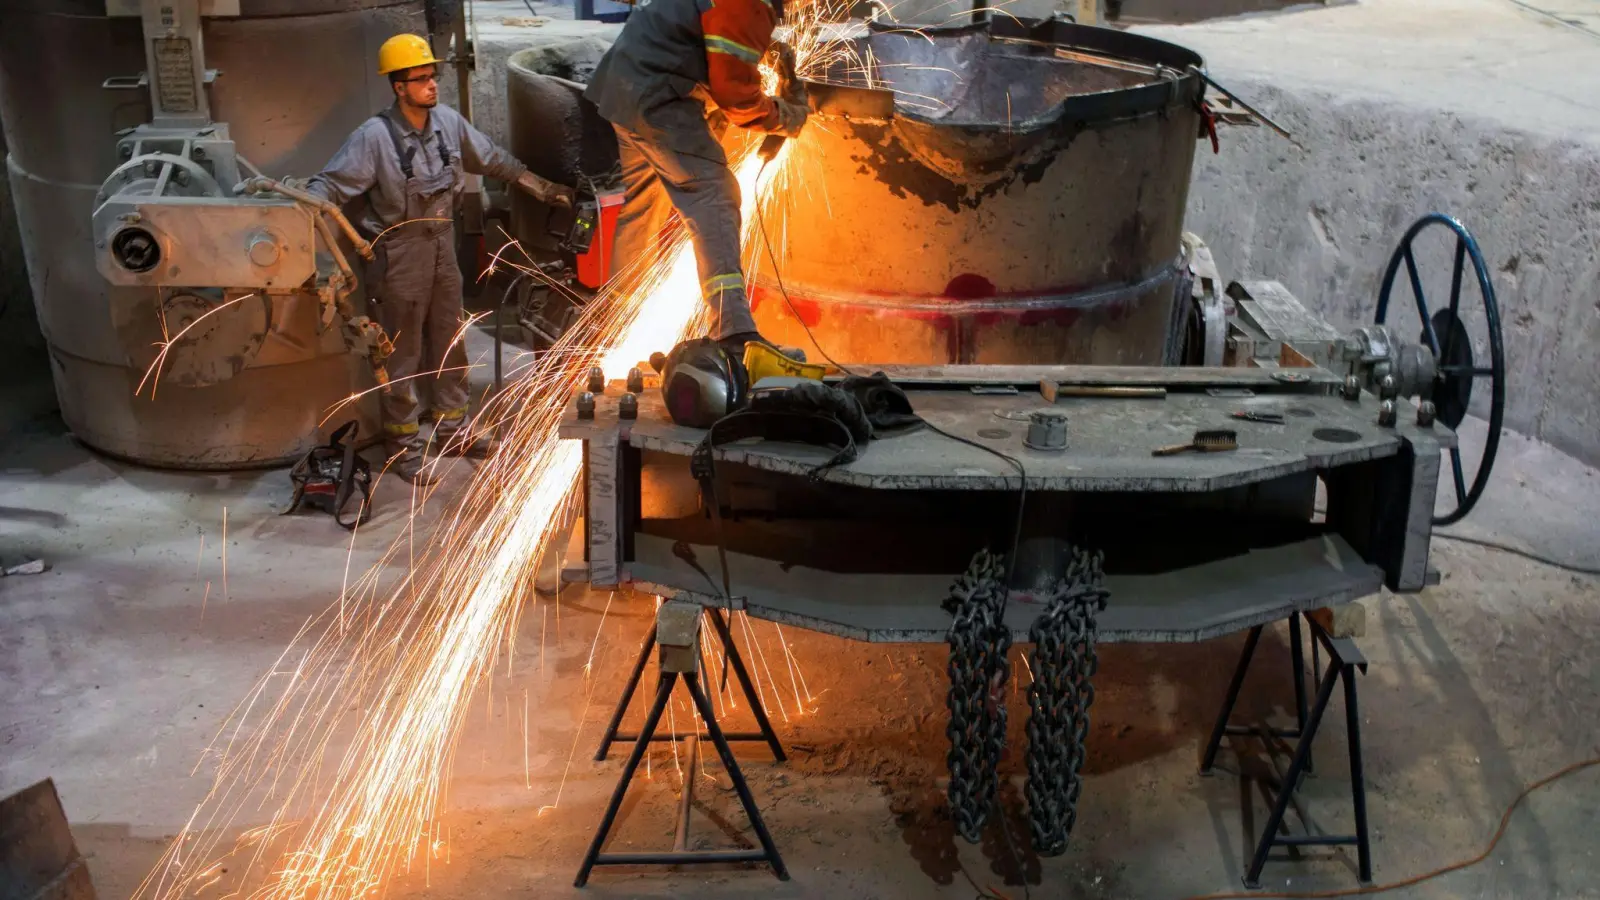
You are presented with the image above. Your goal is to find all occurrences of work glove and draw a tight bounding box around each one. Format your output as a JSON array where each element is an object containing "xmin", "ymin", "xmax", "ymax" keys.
[
  {"xmin": 775, "ymin": 98, "xmax": 809, "ymax": 139},
  {"xmin": 771, "ymin": 41, "xmax": 804, "ymax": 103},
  {"xmin": 515, "ymin": 170, "xmax": 575, "ymax": 209}
]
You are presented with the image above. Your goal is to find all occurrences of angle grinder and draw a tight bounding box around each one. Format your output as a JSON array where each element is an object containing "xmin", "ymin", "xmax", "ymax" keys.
[{"xmin": 758, "ymin": 41, "xmax": 805, "ymax": 163}]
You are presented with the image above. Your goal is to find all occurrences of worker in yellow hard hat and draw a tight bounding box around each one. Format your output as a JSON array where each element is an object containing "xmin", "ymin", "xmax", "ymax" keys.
[{"xmin": 302, "ymin": 34, "xmax": 577, "ymax": 486}]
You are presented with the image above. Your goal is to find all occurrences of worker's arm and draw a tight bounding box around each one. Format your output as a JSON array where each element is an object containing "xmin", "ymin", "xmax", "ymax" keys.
[
  {"xmin": 454, "ymin": 112, "xmax": 574, "ymax": 207},
  {"xmin": 456, "ymin": 113, "xmax": 529, "ymax": 183},
  {"xmin": 701, "ymin": 0, "xmax": 782, "ymax": 131},
  {"xmin": 303, "ymin": 125, "xmax": 380, "ymax": 206}
]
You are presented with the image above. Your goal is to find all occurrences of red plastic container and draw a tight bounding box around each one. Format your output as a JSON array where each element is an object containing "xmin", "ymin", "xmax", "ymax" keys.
[{"xmin": 576, "ymin": 190, "xmax": 624, "ymax": 290}]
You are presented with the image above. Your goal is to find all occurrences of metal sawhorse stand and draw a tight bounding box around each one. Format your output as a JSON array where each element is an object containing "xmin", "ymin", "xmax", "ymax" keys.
[
  {"xmin": 592, "ymin": 603, "xmax": 786, "ymax": 763},
  {"xmin": 576, "ymin": 600, "xmax": 790, "ymax": 887},
  {"xmin": 1201, "ymin": 610, "xmax": 1373, "ymax": 889}
]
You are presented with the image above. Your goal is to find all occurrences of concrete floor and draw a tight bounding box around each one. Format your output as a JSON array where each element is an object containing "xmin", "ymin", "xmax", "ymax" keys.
[{"xmin": 3, "ymin": 326, "xmax": 1599, "ymax": 899}]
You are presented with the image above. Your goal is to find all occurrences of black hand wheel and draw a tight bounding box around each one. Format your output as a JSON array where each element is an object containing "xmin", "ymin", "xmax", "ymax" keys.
[{"xmin": 1375, "ymin": 214, "xmax": 1506, "ymax": 526}]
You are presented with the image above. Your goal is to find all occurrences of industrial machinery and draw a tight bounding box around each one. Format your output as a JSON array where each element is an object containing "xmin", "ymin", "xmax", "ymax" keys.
[
  {"xmin": 545, "ymin": 17, "xmax": 1508, "ymax": 890},
  {"xmin": 503, "ymin": 47, "xmax": 624, "ymax": 351},
  {"xmin": 0, "ymin": 0, "xmax": 446, "ymax": 468}
]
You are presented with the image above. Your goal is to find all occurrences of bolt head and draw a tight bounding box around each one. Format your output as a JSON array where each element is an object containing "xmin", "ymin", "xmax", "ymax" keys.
[
  {"xmin": 626, "ymin": 366, "xmax": 644, "ymax": 394},
  {"xmin": 576, "ymin": 391, "xmax": 596, "ymax": 420},
  {"xmin": 191, "ymin": 146, "xmax": 207, "ymax": 160},
  {"xmin": 619, "ymin": 392, "xmax": 639, "ymax": 420},
  {"xmin": 248, "ymin": 236, "xmax": 280, "ymax": 267},
  {"xmin": 1378, "ymin": 399, "xmax": 1397, "ymax": 428},
  {"xmin": 586, "ymin": 366, "xmax": 606, "ymax": 394},
  {"xmin": 1417, "ymin": 400, "xmax": 1436, "ymax": 428},
  {"xmin": 1379, "ymin": 374, "xmax": 1398, "ymax": 400},
  {"xmin": 1342, "ymin": 374, "xmax": 1362, "ymax": 401},
  {"xmin": 119, "ymin": 144, "xmax": 134, "ymax": 160}
]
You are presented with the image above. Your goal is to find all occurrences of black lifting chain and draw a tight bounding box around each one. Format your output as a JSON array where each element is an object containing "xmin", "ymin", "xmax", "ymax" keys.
[
  {"xmin": 942, "ymin": 549, "xmax": 1011, "ymax": 844},
  {"xmin": 1025, "ymin": 548, "xmax": 1110, "ymax": 856}
]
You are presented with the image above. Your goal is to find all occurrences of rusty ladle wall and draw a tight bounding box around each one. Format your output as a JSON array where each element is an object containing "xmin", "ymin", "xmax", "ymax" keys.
[{"xmin": 749, "ymin": 20, "xmax": 1207, "ymax": 366}]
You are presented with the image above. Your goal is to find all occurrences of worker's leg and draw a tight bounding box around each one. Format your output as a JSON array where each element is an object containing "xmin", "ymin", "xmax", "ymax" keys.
[
  {"xmin": 630, "ymin": 100, "xmax": 756, "ymax": 341},
  {"xmin": 608, "ymin": 126, "xmax": 678, "ymax": 288},
  {"xmin": 425, "ymin": 229, "xmax": 491, "ymax": 455},
  {"xmin": 369, "ymin": 242, "xmax": 431, "ymax": 474}
]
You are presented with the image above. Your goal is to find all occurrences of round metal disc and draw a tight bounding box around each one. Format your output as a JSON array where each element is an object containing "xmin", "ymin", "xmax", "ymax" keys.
[
  {"xmin": 1429, "ymin": 309, "xmax": 1475, "ymax": 430},
  {"xmin": 115, "ymin": 289, "xmax": 272, "ymax": 388},
  {"xmin": 1313, "ymin": 427, "xmax": 1362, "ymax": 444}
]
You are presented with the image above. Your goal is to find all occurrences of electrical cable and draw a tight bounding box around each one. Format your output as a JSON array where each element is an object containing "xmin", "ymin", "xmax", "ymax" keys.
[
  {"xmin": 753, "ymin": 152, "xmax": 1031, "ymax": 895},
  {"xmin": 1180, "ymin": 755, "xmax": 1600, "ymax": 900},
  {"xmin": 1433, "ymin": 532, "xmax": 1600, "ymax": 577},
  {"xmin": 752, "ymin": 155, "xmax": 859, "ymax": 379}
]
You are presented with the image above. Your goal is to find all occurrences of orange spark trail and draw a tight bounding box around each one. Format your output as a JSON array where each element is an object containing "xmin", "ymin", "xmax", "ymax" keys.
[{"xmin": 136, "ymin": 151, "xmax": 779, "ymax": 900}]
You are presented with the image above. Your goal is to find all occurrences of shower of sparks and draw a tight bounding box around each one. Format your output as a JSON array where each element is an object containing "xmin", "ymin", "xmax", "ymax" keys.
[
  {"xmin": 134, "ymin": 145, "xmax": 789, "ymax": 900},
  {"xmin": 137, "ymin": 6, "xmax": 917, "ymax": 898}
]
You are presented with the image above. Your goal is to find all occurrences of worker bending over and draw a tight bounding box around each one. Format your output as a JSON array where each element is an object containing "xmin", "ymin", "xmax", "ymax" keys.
[
  {"xmin": 304, "ymin": 34, "xmax": 575, "ymax": 485},
  {"xmin": 585, "ymin": 0, "xmax": 808, "ymax": 353}
]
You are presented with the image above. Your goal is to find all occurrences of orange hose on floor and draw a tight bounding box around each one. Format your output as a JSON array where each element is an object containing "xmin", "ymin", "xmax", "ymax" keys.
[{"xmin": 1182, "ymin": 756, "xmax": 1600, "ymax": 900}]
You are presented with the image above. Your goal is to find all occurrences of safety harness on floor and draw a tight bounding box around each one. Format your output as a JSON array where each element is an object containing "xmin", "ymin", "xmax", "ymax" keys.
[{"xmin": 284, "ymin": 420, "xmax": 373, "ymax": 530}]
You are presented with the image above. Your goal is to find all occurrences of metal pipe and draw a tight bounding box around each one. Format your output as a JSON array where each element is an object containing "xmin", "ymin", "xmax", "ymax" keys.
[
  {"xmin": 591, "ymin": 850, "xmax": 771, "ymax": 865},
  {"xmin": 242, "ymin": 175, "xmax": 375, "ymax": 261},
  {"xmin": 312, "ymin": 214, "xmax": 356, "ymax": 289}
]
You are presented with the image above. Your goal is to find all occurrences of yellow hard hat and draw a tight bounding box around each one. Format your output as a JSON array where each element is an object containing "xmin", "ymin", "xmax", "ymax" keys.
[{"xmin": 377, "ymin": 34, "xmax": 440, "ymax": 76}]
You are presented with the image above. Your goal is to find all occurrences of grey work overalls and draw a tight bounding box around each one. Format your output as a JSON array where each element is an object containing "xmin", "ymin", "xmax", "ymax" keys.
[{"xmin": 366, "ymin": 112, "xmax": 472, "ymax": 462}]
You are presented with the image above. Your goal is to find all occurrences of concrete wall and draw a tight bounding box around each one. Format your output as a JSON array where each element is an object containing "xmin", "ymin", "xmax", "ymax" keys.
[{"xmin": 1179, "ymin": 81, "xmax": 1600, "ymax": 469}]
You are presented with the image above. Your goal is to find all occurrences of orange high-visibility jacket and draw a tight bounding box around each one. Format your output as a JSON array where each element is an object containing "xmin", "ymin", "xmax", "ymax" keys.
[
  {"xmin": 700, "ymin": 0, "xmax": 781, "ymax": 129},
  {"xmin": 585, "ymin": 0, "xmax": 785, "ymax": 134}
]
